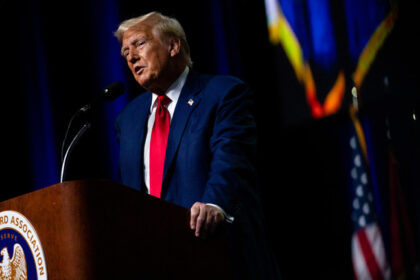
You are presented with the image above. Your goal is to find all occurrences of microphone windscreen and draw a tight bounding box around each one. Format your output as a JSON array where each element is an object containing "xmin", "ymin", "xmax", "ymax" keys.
[{"xmin": 102, "ymin": 81, "xmax": 125, "ymax": 101}]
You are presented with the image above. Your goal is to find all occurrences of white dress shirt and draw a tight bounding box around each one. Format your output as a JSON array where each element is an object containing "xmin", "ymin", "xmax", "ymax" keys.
[
  {"xmin": 143, "ymin": 67, "xmax": 233, "ymax": 223},
  {"xmin": 143, "ymin": 67, "xmax": 189, "ymax": 191}
]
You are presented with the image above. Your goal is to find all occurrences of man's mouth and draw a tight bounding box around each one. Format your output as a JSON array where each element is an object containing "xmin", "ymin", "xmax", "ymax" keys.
[{"xmin": 134, "ymin": 65, "xmax": 144, "ymax": 75}]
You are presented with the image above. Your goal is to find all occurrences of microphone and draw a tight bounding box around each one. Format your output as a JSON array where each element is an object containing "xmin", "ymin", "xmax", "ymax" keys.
[
  {"xmin": 60, "ymin": 82, "xmax": 125, "ymax": 182},
  {"xmin": 78, "ymin": 81, "xmax": 125, "ymax": 114},
  {"xmin": 102, "ymin": 81, "xmax": 125, "ymax": 101}
]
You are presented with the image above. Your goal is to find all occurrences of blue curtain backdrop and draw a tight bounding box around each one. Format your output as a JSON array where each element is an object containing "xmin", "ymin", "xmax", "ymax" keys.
[{"xmin": 1, "ymin": 0, "xmax": 419, "ymax": 278}]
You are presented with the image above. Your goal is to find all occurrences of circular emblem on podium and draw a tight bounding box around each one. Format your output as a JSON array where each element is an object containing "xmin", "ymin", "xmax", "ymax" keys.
[{"xmin": 0, "ymin": 210, "xmax": 47, "ymax": 280}]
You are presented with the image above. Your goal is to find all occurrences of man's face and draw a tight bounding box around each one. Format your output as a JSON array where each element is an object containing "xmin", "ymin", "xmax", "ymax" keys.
[{"xmin": 121, "ymin": 24, "xmax": 172, "ymax": 93}]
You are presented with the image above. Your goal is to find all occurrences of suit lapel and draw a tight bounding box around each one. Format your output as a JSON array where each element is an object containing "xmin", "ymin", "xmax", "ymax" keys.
[{"xmin": 162, "ymin": 71, "xmax": 202, "ymax": 189}]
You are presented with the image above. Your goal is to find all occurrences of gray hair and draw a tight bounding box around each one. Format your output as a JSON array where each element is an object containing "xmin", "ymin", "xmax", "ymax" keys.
[{"xmin": 115, "ymin": 11, "xmax": 192, "ymax": 67}]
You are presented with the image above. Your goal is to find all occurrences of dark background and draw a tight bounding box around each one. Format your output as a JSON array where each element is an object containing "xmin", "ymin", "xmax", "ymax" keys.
[{"xmin": 0, "ymin": 0, "xmax": 419, "ymax": 278}]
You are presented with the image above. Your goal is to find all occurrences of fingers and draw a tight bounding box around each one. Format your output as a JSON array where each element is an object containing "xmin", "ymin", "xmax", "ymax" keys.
[
  {"xmin": 190, "ymin": 202, "xmax": 201, "ymax": 231},
  {"xmin": 190, "ymin": 202, "xmax": 224, "ymax": 238},
  {"xmin": 190, "ymin": 202, "xmax": 207, "ymax": 237},
  {"xmin": 195, "ymin": 206, "xmax": 207, "ymax": 238}
]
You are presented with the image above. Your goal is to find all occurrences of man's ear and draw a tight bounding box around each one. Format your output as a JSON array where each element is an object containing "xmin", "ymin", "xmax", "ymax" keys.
[{"xmin": 168, "ymin": 38, "xmax": 181, "ymax": 57}]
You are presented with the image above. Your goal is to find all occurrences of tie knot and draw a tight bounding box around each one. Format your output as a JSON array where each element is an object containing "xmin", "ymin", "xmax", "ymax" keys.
[{"xmin": 157, "ymin": 95, "xmax": 171, "ymax": 107}]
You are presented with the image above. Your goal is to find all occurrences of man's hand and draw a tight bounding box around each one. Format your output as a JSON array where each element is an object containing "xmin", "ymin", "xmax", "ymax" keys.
[{"xmin": 190, "ymin": 202, "xmax": 224, "ymax": 238}]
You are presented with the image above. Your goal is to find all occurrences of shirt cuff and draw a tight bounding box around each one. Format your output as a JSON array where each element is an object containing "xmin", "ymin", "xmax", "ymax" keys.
[{"xmin": 206, "ymin": 203, "xmax": 234, "ymax": 223}]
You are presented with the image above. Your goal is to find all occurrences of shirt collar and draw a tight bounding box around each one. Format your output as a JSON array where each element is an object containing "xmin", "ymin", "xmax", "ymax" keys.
[{"xmin": 150, "ymin": 66, "xmax": 189, "ymax": 110}]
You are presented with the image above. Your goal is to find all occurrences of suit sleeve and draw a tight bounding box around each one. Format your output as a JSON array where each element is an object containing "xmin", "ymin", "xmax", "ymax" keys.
[{"xmin": 201, "ymin": 81, "xmax": 258, "ymax": 218}]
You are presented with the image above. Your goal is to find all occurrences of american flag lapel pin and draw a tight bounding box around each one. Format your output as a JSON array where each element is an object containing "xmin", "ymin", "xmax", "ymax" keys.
[{"xmin": 188, "ymin": 99, "xmax": 194, "ymax": 106}]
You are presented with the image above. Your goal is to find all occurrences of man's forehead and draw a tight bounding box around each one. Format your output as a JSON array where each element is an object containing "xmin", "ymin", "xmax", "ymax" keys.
[
  {"xmin": 123, "ymin": 27, "xmax": 149, "ymax": 42},
  {"xmin": 125, "ymin": 22, "xmax": 155, "ymax": 37}
]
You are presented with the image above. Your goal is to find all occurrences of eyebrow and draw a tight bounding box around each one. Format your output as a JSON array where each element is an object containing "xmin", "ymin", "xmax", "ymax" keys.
[
  {"xmin": 121, "ymin": 35, "xmax": 147, "ymax": 56},
  {"xmin": 121, "ymin": 46, "xmax": 129, "ymax": 56}
]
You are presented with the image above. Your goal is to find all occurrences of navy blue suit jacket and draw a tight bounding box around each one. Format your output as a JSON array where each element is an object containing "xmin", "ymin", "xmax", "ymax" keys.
[{"xmin": 116, "ymin": 70, "xmax": 279, "ymax": 279}]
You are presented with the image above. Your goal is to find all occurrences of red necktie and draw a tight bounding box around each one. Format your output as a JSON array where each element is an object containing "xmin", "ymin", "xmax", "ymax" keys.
[{"xmin": 149, "ymin": 95, "xmax": 171, "ymax": 198}]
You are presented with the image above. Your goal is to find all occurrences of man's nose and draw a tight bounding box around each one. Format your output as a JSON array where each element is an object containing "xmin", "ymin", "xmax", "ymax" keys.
[{"xmin": 128, "ymin": 50, "xmax": 139, "ymax": 64}]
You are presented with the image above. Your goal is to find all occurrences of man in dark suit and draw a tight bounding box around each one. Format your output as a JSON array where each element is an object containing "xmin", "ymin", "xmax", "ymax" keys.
[{"xmin": 114, "ymin": 11, "xmax": 279, "ymax": 279}]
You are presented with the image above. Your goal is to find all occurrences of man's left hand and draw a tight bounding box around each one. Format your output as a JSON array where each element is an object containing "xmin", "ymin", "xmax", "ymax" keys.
[{"xmin": 190, "ymin": 202, "xmax": 224, "ymax": 238}]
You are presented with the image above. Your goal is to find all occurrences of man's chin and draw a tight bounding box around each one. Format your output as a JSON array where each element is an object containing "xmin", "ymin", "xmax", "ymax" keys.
[{"xmin": 136, "ymin": 77, "xmax": 151, "ymax": 90}]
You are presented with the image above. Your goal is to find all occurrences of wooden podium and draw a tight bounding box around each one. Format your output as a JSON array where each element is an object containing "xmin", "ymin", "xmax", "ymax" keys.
[{"xmin": 0, "ymin": 180, "xmax": 232, "ymax": 279}]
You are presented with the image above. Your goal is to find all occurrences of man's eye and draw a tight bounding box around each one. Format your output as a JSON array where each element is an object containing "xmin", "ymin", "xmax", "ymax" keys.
[{"xmin": 136, "ymin": 40, "xmax": 145, "ymax": 47}]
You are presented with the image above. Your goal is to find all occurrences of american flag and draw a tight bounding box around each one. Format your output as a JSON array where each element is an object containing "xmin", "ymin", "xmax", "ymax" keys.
[{"xmin": 348, "ymin": 127, "xmax": 391, "ymax": 280}]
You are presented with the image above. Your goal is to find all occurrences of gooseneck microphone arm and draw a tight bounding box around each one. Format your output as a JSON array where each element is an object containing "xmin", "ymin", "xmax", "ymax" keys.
[
  {"xmin": 59, "ymin": 81, "xmax": 125, "ymax": 183},
  {"xmin": 60, "ymin": 122, "xmax": 91, "ymax": 182},
  {"xmin": 60, "ymin": 104, "xmax": 90, "ymax": 163}
]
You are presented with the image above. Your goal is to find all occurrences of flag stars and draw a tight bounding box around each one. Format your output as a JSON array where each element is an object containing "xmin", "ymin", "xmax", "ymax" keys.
[
  {"xmin": 356, "ymin": 185, "xmax": 364, "ymax": 197},
  {"xmin": 351, "ymin": 168, "xmax": 358, "ymax": 179},
  {"xmin": 349, "ymin": 133, "xmax": 377, "ymax": 231},
  {"xmin": 359, "ymin": 215, "xmax": 366, "ymax": 227},
  {"xmin": 361, "ymin": 173, "xmax": 368, "ymax": 185},
  {"xmin": 363, "ymin": 203, "xmax": 370, "ymax": 215},
  {"xmin": 350, "ymin": 136, "xmax": 357, "ymax": 150},
  {"xmin": 354, "ymin": 154, "xmax": 361, "ymax": 167},
  {"xmin": 353, "ymin": 198, "xmax": 360, "ymax": 209}
]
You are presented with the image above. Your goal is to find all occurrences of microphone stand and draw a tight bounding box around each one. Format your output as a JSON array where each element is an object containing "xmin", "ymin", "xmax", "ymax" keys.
[
  {"xmin": 59, "ymin": 103, "xmax": 92, "ymax": 183},
  {"xmin": 60, "ymin": 121, "xmax": 91, "ymax": 183},
  {"xmin": 59, "ymin": 81, "xmax": 125, "ymax": 183}
]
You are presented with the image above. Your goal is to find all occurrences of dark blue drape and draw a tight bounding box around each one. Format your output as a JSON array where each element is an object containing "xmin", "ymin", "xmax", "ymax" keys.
[{"xmin": 20, "ymin": 0, "xmax": 59, "ymax": 189}]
